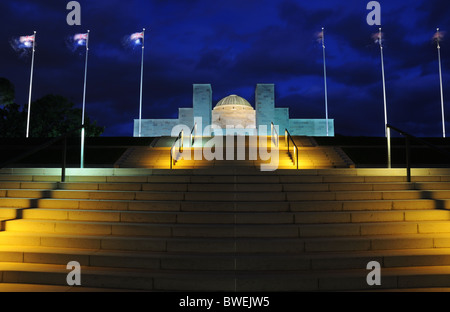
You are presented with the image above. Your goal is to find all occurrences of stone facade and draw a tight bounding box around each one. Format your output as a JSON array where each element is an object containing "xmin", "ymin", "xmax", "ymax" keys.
[
  {"xmin": 193, "ymin": 84, "xmax": 212, "ymax": 135},
  {"xmin": 134, "ymin": 84, "xmax": 334, "ymax": 137}
]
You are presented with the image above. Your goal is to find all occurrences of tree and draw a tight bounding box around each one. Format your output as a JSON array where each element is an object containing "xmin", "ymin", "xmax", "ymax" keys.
[
  {"xmin": 0, "ymin": 78, "xmax": 25, "ymax": 136},
  {"xmin": 0, "ymin": 78, "xmax": 15, "ymax": 107},
  {"xmin": 0, "ymin": 103, "xmax": 26, "ymax": 137},
  {"xmin": 27, "ymin": 94, "xmax": 104, "ymax": 138},
  {"xmin": 0, "ymin": 78, "xmax": 104, "ymax": 138}
]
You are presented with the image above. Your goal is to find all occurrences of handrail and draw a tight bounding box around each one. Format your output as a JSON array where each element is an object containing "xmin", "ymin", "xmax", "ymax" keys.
[
  {"xmin": 170, "ymin": 123, "xmax": 197, "ymax": 169},
  {"xmin": 0, "ymin": 125, "xmax": 85, "ymax": 182},
  {"xmin": 386, "ymin": 124, "xmax": 450, "ymax": 182},
  {"xmin": 170, "ymin": 129, "xmax": 184, "ymax": 169},
  {"xmin": 271, "ymin": 122, "xmax": 279, "ymax": 147},
  {"xmin": 190, "ymin": 122, "xmax": 197, "ymax": 147},
  {"xmin": 285, "ymin": 128, "xmax": 299, "ymax": 169}
]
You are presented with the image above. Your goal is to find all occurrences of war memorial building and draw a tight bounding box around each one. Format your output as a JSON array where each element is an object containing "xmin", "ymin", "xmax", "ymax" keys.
[{"xmin": 134, "ymin": 83, "xmax": 334, "ymax": 137}]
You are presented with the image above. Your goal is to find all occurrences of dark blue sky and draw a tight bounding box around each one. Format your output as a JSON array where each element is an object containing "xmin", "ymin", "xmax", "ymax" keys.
[{"xmin": 1, "ymin": 0, "xmax": 450, "ymax": 137}]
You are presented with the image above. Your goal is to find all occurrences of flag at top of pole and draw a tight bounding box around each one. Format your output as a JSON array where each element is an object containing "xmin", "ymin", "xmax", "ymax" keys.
[
  {"xmin": 372, "ymin": 28, "xmax": 388, "ymax": 134},
  {"xmin": 131, "ymin": 28, "xmax": 146, "ymax": 137},
  {"xmin": 373, "ymin": 28, "xmax": 391, "ymax": 168},
  {"xmin": 11, "ymin": 32, "xmax": 36, "ymax": 137},
  {"xmin": 318, "ymin": 27, "xmax": 329, "ymax": 137},
  {"xmin": 433, "ymin": 28, "xmax": 445, "ymax": 46},
  {"xmin": 75, "ymin": 30, "xmax": 90, "ymax": 168},
  {"xmin": 131, "ymin": 31, "xmax": 144, "ymax": 45},
  {"xmin": 74, "ymin": 33, "xmax": 88, "ymax": 46},
  {"xmin": 19, "ymin": 34, "xmax": 35, "ymax": 48},
  {"xmin": 22, "ymin": 31, "xmax": 37, "ymax": 138},
  {"xmin": 434, "ymin": 28, "xmax": 446, "ymax": 138}
]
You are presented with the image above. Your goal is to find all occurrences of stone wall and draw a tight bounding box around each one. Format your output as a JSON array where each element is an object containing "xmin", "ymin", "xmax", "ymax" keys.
[
  {"xmin": 255, "ymin": 84, "xmax": 275, "ymax": 131},
  {"xmin": 193, "ymin": 84, "xmax": 212, "ymax": 135}
]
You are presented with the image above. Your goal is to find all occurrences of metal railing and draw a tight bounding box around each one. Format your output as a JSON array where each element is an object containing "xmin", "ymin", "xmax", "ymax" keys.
[
  {"xmin": 190, "ymin": 122, "xmax": 197, "ymax": 147},
  {"xmin": 285, "ymin": 128, "xmax": 299, "ymax": 169},
  {"xmin": 170, "ymin": 123, "xmax": 198, "ymax": 169},
  {"xmin": 0, "ymin": 125, "xmax": 84, "ymax": 182},
  {"xmin": 170, "ymin": 129, "xmax": 183, "ymax": 169},
  {"xmin": 387, "ymin": 124, "xmax": 450, "ymax": 182},
  {"xmin": 271, "ymin": 122, "xmax": 279, "ymax": 147}
]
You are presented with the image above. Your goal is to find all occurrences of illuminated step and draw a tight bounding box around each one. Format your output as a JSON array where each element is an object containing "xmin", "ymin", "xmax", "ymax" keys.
[
  {"xmin": 4, "ymin": 219, "xmax": 174, "ymax": 237},
  {"xmin": 58, "ymin": 182, "xmax": 144, "ymax": 191},
  {"xmin": 0, "ymin": 208, "xmax": 20, "ymax": 219},
  {"xmin": 22, "ymin": 210, "xmax": 297, "ymax": 225},
  {"xmin": 0, "ymin": 182, "xmax": 57, "ymax": 190},
  {"xmin": 1, "ymin": 168, "xmax": 450, "ymax": 292},
  {"xmin": 32, "ymin": 197, "xmax": 448, "ymax": 213},
  {"xmin": 281, "ymin": 182, "xmax": 416, "ymax": 191},
  {"xmin": 0, "ymin": 246, "xmax": 161, "ymax": 270},
  {"xmin": 184, "ymin": 191, "xmax": 286, "ymax": 202},
  {"xmin": 0, "ymin": 232, "xmax": 167, "ymax": 251},
  {"xmin": 0, "ymin": 247, "xmax": 430, "ymax": 273},
  {"xmin": 3, "ymin": 219, "xmax": 298, "ymax": 238},
  {"xmin": 180, "ymin": 201, "xmax": 290, "ymax": 212},
  {"xmin": 290, "ymin": 199, "xmax": 443, "ymax": 212},
  {"xmin": 3, "ymin": 231, "xmax": 450, "ymax": 254},
  {"xmin": 0, "ymin": 262, "xmax": 154, "ymax": 291},
  {"xmin": 20, "ymin": 207, "xmax": 450, "ymax": 225},
  {"xmin": 231, "ymin": 266, "xmax": 450, "ymax": 291},
  {"xmin": 304, "ymin": 233, "xmax": 450, "ymax": 252},
  {"xmin": 0, "ymin": 198, "xmax": 34, "ymax": 208},
  {"xmin": 8, "ymin": 218, "xmax": 450, "ymax": 238},
  {"xmin": 156, "ymin": 249, "xmax": 450, "ymax": 272},
  {"xmin": 19, "ymin": 209, "xmax": 294, "ymax": 224},
  {"xmin": 298, "ymin": 222, "xmax": 418, "ymax": 237},
  {"xmin": 17, "ymin": 190, "xmax": 292, "ymax": 203},
  {"xmin": 0, "ymin": 283, "xmax": 134, "ymax": 292},
  {"xmin": 414, "ymin": 182, "xmax": 450, "ymax": 190},
  {"xmin": 168, "ymin": 234, "xmax": 450, "ymax": 253},
  {"xmin": 286, "ymin": 190, "xmax": 450, "ymax": 201},
  {"xmin": 37, "ymin": 198, "xmax": 182, "ymax": 211},
  {"xmin": 48, "ymin": 190, "xmax": 185, "ymax": 201},
  {"xmin": 171, "ymin": 225, "xmax": 298, "ymax": 238}
]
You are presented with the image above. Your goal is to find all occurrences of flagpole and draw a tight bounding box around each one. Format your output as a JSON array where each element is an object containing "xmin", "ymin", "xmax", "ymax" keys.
[
  {"xmin": 321, "ymin": 27, "xmax": 329, "ymax": 137},
  {"xmin": 437, "ymin": 28, "xmax": 446, "ymax": 138},
  {"xmin": 26, "ymin": 31, "xmax": 36, "ymax": 138},
  {"xmin": 139, "ymin": 28, "xmax": 145, "ymax": 137},
  {"xmin": 80, "ymin": 30, "xmax": 89, "ymax": 169},
  {"xmin": 378, "ymin": 27, "xmax": 391, "ymax": 168}
]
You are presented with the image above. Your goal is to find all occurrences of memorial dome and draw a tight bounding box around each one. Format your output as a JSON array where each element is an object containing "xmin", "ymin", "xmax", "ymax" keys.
[{"xmin": 214, "ymin": 95, "xmax": 253, "ymax": 109}]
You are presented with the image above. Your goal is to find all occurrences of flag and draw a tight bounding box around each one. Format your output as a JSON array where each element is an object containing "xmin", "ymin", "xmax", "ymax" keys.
[
  {"xmin": 131, "ymin": 32, "xmax": 144, "ymax": 40},
  {"xmin": 317, "ymin": 31, "xmax": 324, "ymax": 43},
  {"xmin": 19, "ymin": 34, "xmax": 35, "ymax": 48},
  {"xmin": 372, "ymin": 31, "xmax": 383, "ymax": 44},
  {"xmin": 434, "ymin": 29, "xmax": 445, "ymax": 43},
  {"xmin": 74, "ymin": 33, "xmax": 88, "ymax": 46},
  {"xmin": 131, "ymin": 32, "xmax": 144, "ymax": 44},
  {"xmin": 10, "ymin": 33, "xmax": 35, "ymax": 55},
  {"xmin": 19, "ymin": 35, "xmax": 35, "ymax": 44}
]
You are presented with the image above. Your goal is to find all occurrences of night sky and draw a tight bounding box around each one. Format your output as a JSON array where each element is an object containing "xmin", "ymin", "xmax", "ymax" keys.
[{"xmin": 1, "ymin": 0, "xmax": 450, "ymax": 137}]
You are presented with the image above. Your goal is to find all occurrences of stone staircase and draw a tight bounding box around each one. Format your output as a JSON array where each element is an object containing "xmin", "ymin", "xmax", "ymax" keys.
[
  {"xmin": 0, "ymin": 168, "xmax": 450, "ymax": 291},
  {"xmin": 115, "ymin": 136, "xmax": 354, "ymax": 169}
]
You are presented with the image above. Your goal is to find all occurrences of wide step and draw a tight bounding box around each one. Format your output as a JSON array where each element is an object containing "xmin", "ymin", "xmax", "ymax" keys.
[{"xmin": 1, "ymin": 169, "xmax": 450, "ymax": 291}]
